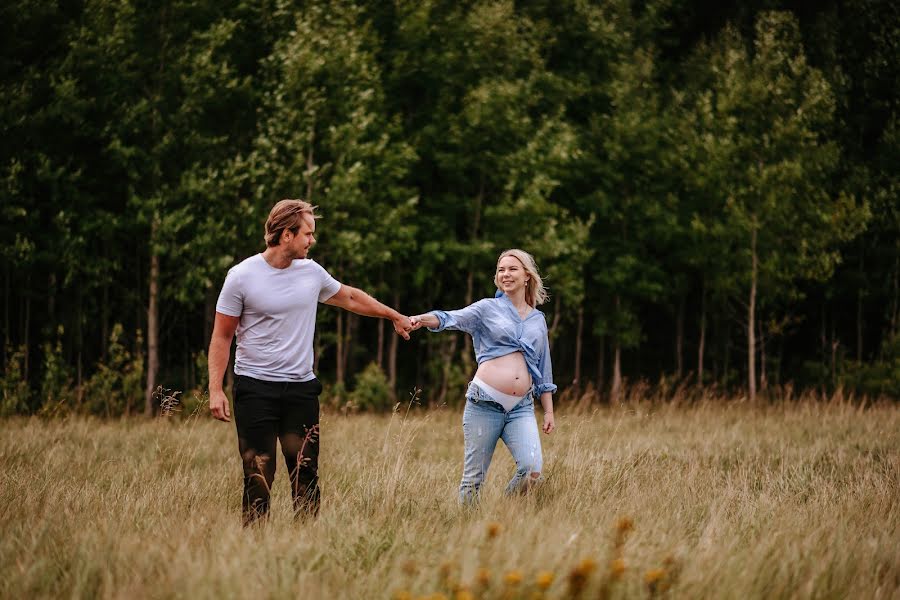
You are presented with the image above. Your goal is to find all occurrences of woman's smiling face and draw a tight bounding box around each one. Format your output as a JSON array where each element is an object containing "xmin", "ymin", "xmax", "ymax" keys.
[{"xmin": 496, "ymin": 255, "xmax": 529, "ymax": 295}]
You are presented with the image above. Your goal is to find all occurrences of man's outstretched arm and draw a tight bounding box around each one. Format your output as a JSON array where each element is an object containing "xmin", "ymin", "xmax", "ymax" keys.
[
  {"xmin": 208, "ymin": 312, "xmax": 240, "ymax": 422},
  {"xmin": 324, "ymin": 285, "xmax": 412, "ymax": 339}
]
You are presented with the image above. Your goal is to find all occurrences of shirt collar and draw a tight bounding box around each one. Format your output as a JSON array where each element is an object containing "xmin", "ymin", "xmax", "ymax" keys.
[{"xmin": 497, "ymin": 291, "xmax": 538, "ymax": 322}]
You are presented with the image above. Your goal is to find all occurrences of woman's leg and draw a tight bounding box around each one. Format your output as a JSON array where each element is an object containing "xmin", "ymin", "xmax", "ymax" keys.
[
  {"xmin": 501, "ymin": 397, "xmax": 543, "ymax": 495},
  {"xmin": 459, "ymin": 398, "xmax": 505, "ymax": 504}
]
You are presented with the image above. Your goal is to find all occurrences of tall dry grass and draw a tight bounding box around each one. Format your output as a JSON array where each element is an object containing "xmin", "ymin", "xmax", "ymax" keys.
[{"xmin": 0, "ymin": 394, "xmax": 898, "ymax": 599}]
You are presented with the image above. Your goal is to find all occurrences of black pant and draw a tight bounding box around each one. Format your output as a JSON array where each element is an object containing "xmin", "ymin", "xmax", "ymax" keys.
[{"xmin": 232, "ymin": 375, "xmax": 322, "ymax": 524}]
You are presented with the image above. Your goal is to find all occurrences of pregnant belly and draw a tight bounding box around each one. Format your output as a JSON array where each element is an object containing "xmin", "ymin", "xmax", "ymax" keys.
[{"xmin": 475, "ymin": 352, "xmax": 532, "ymax": 396}]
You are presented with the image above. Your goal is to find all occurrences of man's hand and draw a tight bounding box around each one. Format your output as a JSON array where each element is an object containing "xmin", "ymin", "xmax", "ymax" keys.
[
  {"xmin": 542, "ymin": 411, "xmax": 555, "ymax": 434},
  {"xmin": 209, "ymin": 389, "xmax": 231, "ymax": 422},
  {"xmin": 393, "ymin": 314, "xmax": 413, "ymax": 340}
]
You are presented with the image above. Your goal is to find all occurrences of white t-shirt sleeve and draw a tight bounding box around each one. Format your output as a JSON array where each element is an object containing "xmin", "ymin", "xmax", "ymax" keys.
[
  {"xmin": 315, "ymin": 262, "xmax": 342, "ymax": 302},
  {"xmin": 215, "ymin": 267, "xmax": 244, "ymax": 316}
]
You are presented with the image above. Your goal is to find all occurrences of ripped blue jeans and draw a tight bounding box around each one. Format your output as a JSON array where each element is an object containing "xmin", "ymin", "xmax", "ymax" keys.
[{"xmin": 459, "ymin": 381, "xmax": 543, "ymax": 504}]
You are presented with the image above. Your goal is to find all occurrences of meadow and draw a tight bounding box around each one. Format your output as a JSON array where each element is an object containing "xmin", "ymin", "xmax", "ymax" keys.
[{"xmin": 1, "ymin": 393, "xmax": 898, "ymax": 599}]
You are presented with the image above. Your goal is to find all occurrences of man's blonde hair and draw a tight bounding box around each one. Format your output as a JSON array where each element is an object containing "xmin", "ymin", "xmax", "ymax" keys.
[
  {"xmin": 494, "ymin": 249, "xmax": 549, "ymax": 307},
  {"xmin": 264, "ymin": 199, "xmax": 318, "ymax": 247}
]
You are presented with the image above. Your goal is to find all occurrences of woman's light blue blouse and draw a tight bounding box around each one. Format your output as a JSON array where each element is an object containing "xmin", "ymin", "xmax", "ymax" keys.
[{"xmin": 427, "ymin": 293, "xmax": 557, "ymax": 395}]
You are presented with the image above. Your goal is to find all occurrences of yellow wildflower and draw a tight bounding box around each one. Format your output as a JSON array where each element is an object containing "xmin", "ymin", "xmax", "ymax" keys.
[
  {"xmin": 535, "ymin": 571, "xmax": 555, "ymax": 590},
  {"xmin": 504, "ymin": 570, "xmax": 523, "ymax": 586},
  {"xmin": 455, "ymin": 588, "xmax": 474, "ymax": 600},
  {"xmin": 486, "ymin": 522, "xmax": 502, "ymax": 539},
  {"xmin": 609, "ymin": 558, "xmax": 626, "ymax": 580}
]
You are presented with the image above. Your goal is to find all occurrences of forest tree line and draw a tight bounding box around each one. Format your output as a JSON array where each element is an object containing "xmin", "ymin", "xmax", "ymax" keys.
[{"xmin": 1, "ymin": 0, "xmax": 898, "ymax": 416}]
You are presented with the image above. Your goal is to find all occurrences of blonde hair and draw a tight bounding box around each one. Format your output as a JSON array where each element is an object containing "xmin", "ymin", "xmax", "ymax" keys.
[
  {"xmin": 494, "ymin": 249, "xmax": 549, "ymax": 307},
  {"xmin": 264, "ymin": 199, "xmax": 318, "ymax": 247}
]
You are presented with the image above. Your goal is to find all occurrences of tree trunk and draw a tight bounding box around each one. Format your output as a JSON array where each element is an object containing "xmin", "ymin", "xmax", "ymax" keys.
[
  {"xmin": 748, "ymin": 226, "xmax": 757, "ymax": 402},
  {"xmin": 23, "ymin": 273, "xmax": 30, "ymax": 380},
  {"xmin": 820, "ymin": 301, "xmax": 827, "ymax": 370},
  {"xmin": 890, "ymin": 245, "xmax": 899, "ymax": 337},
  {"xmin": 549, "ymin": 295, "xmax": 562, "ymax": 347},
  {"xmin": 437, "ymin": 336, "xmax": 458, "ymax": 406},
  {"xmin": 596, "ymin": 335, "xmax": 605, "ymax": 396},
  {"xmin": 346, "ymin": 313, "xmax": 358, "ymax": 379},
  {"xmin": 377, "ymin": 318, "xmax": 384, "ymax": 369},
  {"xmin": 335, "ymin": 311, "xmax": 344, "ymax": 386},
  {"xmin": 675, "ymin": 294, "xmax": 684, "ymax": 378},
  {"xmin": 76, "ymin": 288, "xmax": 84, "ymax": 406},
  {"xmin": 101, "ymin": 282, "xmax": 109, "ymax": 361},
  {"xmin": 573, "ymin": 307, "xmax": 583, "ymax": 385},
  {"xmin": 759, "ymin": 314, "xmax": 767, "ymax": 392},
  {"xmin": 388, "ymin": 291, "xmax": 399, "ymax": 391},
  {"xmin": 697, "ymin": 279, "xmax": 706, "ymax": 385},
  {"xmin": 204, "ymin": 286, "xmax": 216, "ymax": 350},
  {"xmin": 857, "ymin": 247, "xmax": 864, "ymax": 362},
  {"xmin": 145, "ymin": 230, "xmax": 160, "ymax": 417},
  {"xmin": 830, "ymin": 314, "xmax": 838, "ymax": 388},
  {"xmin": 306, "ymin": 133, "xmax": 316, "ymax": 202},
  {"xmin": 611, "ymin": 342, "xmax": 622, "ymax": 404},
  {"xmin": 463, "ymin": 178, "xmax": 484, "ymax": 358},
  {"xmin": 48, "ymin": 272, "xmax": 56, "ymax": 328},
  {"xmin": 3, "ymin": 262, "xmax": 9, "ymax": 364}
]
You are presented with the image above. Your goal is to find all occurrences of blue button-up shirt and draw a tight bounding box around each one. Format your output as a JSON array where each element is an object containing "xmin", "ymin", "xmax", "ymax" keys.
[{"xmin": 428, "ymin": 293, "xmax": 557, "ymax": 395}]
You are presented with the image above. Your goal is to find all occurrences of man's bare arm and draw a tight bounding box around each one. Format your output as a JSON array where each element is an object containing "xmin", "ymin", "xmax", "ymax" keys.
[
  {"xmin": 324, "ymin": 285, "xmax": 412, "ymax": 339},
  {"xmin": 208, "ymin": 312, "xmax": 239, "ymax": 422}
]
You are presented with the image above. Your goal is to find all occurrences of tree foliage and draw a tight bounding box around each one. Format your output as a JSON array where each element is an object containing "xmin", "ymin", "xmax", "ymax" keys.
[{"xmin": 1, "ymin": 0, "xmax": 897, "ymax": 412}]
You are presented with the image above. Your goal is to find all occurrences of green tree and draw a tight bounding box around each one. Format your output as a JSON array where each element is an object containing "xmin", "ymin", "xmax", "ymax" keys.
[
  {"xmin": 246, "ymin": 0, "xmax": 416, "ymax": 388},
  {"xmin": 692, "ymin": 12, "xmax": 869, "ymax": 400}
]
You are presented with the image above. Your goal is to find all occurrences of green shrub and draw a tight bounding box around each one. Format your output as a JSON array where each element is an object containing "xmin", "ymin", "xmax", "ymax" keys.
[
  {"xmin": 348, "ymin": 362, "xmax": 394, "ymax": 412},
  {"xmin": 0, "ymin": 345, "xmax": 30, "ymax": 416},
  {"xmin": 839, "ymin": 333, "xmax": 900, "ymax": 398},
  {"xmin": 39, "ymin": 327, "xmax": 76, "ymax": 416},
  {"xmin": 82, "ymin": 324, "xmax": 144, "ymax": 417}
]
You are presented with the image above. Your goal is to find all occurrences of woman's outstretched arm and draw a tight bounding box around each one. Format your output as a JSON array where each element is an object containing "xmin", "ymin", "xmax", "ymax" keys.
[{"xmin": 410, "ymin": 313, "xmax": 439, "ymax": 330}]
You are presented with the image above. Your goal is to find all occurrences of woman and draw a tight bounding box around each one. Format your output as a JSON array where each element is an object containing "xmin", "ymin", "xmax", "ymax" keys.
[{"xmin": 410, "ymin": 249, "xmax": 556, "ymax": 503}]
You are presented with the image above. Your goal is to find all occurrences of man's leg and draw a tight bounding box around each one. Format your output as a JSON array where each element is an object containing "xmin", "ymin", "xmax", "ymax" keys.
[
  {"xmin": 233, "ymin": 376, "xmax": 280, "ymax": 525},
  {"xmin": 280, "ymin": 378, "xmax": 322, "ymax": 518}
]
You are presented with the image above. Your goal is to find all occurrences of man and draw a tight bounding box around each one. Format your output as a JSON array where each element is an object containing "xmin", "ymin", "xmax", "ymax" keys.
[{"xmin": 208, "ymin": 199, "xmax": 412, "ymax": 524}]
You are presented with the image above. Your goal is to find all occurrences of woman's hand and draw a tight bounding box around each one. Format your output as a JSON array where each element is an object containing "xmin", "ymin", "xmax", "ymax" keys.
[
  {"xmin": 410, "ymin": 314, "xmax": 438, "ymax": 330},
  {"xmin": 542, "ymin": 410, "xmax": 555, "ymax": 434}
]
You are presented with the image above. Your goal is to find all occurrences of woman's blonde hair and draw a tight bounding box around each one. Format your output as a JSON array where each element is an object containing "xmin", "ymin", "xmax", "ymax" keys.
[
  {"xmin": 264, "ymin": 199, "xmax": 318, "ymax": 247},
  {"xmin": 494, "ymin": 249, "xmax": 549, "ymax": 307}
]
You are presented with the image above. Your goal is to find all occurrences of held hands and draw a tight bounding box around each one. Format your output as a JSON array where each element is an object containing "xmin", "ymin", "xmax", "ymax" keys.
[
  {"xmin": 392, "ymin": 313, "xmax": 437, "ymax": 337},
  {"xmin": 392, "ymin": 314, "xmax": 413, "ymax": 340}
]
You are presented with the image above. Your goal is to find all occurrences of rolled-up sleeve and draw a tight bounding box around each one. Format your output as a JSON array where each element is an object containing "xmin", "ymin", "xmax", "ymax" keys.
[
  {"xmin": 428, "ymin": 300, "xmax": 487, "ymax": 335},
  {"xmin": 534, "ymin": 331, "xmax": 557, "ymax": 395}
]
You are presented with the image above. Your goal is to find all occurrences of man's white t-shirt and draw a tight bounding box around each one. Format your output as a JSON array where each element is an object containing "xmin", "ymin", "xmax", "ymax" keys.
[{"xmin": 215, "ymin": 254, "xmax": 342, "ymax": 382}]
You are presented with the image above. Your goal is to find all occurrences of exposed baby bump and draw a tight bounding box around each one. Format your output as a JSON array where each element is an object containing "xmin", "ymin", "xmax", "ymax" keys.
[{"xmin": 476, "ymin": 352, "xmax": 532, "ymax": 396}]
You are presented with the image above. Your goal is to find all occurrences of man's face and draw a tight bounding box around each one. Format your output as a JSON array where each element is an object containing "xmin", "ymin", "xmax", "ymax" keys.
[{"xmin": 289, "ymin": 213, "xmax": 316, "ymax": 259}]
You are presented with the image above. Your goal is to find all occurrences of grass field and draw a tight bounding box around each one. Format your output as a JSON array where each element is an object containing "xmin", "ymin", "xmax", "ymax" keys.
[{"xmin": 1, "ymin": 395, "xmax": 898, "ymax": 599}]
